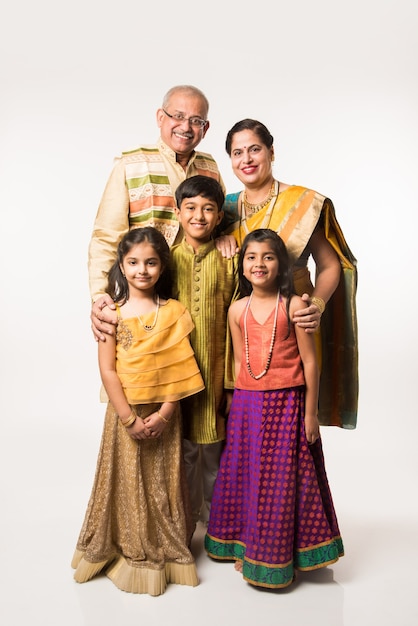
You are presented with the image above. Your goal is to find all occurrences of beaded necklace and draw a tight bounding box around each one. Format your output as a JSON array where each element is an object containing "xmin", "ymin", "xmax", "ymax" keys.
[
  {"xmin": 243, "ymin": 290, "xmax": 280, "ymax": 380},
  {"xmin": 136, "ymin": 295, "xmax": 160, "ymax": 332}
]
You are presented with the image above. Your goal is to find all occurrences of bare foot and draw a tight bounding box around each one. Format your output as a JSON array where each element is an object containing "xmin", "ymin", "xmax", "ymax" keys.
[{"xmin": 234, "ymin": 560, "xmax": 243, "ymax": 573}]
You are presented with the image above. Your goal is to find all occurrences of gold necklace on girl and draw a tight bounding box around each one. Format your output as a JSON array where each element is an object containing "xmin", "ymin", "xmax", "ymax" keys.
[
  {"xmin": 136, "ymin": 295, "xmax": 160, "ymax": 332},
  {"xmin": 240, "ymin": 180, "xmax": 280, "ymax": 235},
  {"xmin": 243, "ymin": 290, "xmax": 280, "ymax": 380}
]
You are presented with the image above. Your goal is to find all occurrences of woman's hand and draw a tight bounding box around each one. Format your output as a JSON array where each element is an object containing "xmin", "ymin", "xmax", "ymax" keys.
[
  {"xmin": 214, "ymin": 235, "xmax": 239, "ymax": 259},
  {"xmin": 91, "ymin": 295, "xmax": 118, "ymax": 341},
  {"xmin": 292, "ymin": 293, "xmax": 322, "ymax": 333}
]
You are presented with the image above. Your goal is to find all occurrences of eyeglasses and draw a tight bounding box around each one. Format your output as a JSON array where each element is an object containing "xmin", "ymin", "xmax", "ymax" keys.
[{"xmin": 162, "ymin": 109, "xmax": 207, "ymax": 128}]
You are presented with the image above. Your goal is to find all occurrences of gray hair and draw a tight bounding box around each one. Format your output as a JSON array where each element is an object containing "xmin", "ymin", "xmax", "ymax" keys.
[{"xmin": 162, "ymin": 85, "xmax": 209, "ymax": 116}]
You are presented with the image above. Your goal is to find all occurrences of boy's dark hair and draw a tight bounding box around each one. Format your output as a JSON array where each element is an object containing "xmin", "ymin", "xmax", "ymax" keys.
[
  {"xmin": 175, "ymin": 175, "xmax": 225, "ymax": 212},
  {"xmin": 106, "ymin": 226, "xmax": 172, "ymax": 303}
]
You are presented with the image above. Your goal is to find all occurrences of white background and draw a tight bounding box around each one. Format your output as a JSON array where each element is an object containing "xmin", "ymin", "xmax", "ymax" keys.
[{"xmin": 1, "ymin": 1, "xmax": 417, "ymax": 625}]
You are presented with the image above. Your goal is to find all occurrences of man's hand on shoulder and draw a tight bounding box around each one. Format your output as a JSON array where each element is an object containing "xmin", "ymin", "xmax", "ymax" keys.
[{"xmin": 91, "ymin": 294, "xmax": 117, "ymax": 342}]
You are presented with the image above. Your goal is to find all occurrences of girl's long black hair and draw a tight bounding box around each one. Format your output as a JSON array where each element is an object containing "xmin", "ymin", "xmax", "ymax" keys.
[
  {"xmin": 106, "ymin": 226, "xmax": 172, "ymax": 303},
  {"xmin": 238, "ymin": 228, "xmax": 294, "ymax": 337}
]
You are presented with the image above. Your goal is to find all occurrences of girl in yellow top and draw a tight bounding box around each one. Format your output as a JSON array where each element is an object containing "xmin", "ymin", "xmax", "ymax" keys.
[{"xmin": 72, "ymin": 227, "xmax": 204, "ymax": 596}]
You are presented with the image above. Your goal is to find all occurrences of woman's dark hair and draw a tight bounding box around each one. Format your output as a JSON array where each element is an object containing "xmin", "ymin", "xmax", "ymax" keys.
[
  {"xmin": 238, "ymin": 229, "xmax": 294, "ymax": 337},
  {"xmin": 106, "ymin": 227, "xmax": 172, "ymax": 303},
  {"xmin": 225, "ymin": 119, "xmax": 274, "ymax": 155}
]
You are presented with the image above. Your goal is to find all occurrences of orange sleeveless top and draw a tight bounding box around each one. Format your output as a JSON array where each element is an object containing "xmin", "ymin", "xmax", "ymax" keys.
[{"xmin": 235, "ymin": 300, "xmax": 305, "ymax": 392}]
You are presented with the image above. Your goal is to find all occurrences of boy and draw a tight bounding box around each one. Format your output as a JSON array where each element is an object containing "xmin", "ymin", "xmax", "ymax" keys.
[{"xmin": 172, "ymin": 175, "xmax": 238, "ymax": 527}]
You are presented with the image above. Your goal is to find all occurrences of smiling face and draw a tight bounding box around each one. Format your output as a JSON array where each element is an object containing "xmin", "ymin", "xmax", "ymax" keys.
[
  {"xmin": 229, "ymin": 128, "xmax": 274, "ymax": 189},
  {"xmin": 120, "ymin": 241, "xmax": 163, "ymax": 295},
  {"xmin": 175, "ymin": 195, "xmax": 223, "ymax": 251},
  {"xmin": 156, "ymin": 89, "xmax": 209, "ymax": 161},
  {"xmin": 242, "ymin": 240, "xmax": 280, "ymax": 291}
]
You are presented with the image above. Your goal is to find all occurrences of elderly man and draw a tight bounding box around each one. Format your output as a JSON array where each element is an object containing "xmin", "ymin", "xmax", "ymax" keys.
[{"xmin": 89, "ymin": 84, "xmax": 223, "ymax": 339}]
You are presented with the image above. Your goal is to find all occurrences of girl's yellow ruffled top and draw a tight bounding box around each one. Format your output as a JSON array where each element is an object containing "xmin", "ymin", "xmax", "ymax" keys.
[{"xmin": 114, "ymin": 298, "xmax": 204, "ymax": 405}]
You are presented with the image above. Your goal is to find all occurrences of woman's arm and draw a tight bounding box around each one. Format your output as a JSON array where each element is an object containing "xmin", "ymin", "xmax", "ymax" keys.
[
  {"xmin": 309, "ymin": 228, "xmax": 341, "ymax": 303},
  {"xmin": 293, "ymin": 228, "xmax": 341, "ymax": 333}
]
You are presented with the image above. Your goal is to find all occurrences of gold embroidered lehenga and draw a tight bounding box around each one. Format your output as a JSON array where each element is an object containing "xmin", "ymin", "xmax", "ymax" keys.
[{"xmin": 71, "ymin": 299, "xmax": 204, "ymax": 595}]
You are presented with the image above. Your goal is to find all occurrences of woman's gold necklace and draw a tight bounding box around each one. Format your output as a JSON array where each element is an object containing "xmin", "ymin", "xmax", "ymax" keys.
[
  {"xmin": 240, "ymin": 180, "xmax": 280, "ymax": 235},
  {"xmin": 136, "ymin": 295, "xmax": 160, "ymax": 332},
  {"xmin": 243, "ymin": 290, "xmax": 280, "ymax": 380},
  {"xmin": 243, "ymin": 179, "xmax": 276, "ymax": 215}
]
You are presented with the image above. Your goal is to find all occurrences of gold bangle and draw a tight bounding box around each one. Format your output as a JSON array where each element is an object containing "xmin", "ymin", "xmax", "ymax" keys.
[
  {"xmin": 311, "ymin": 296, "xmax": 326, "ymax": 315},
  {"xmin": 121, "ymin": 409, "xmax": 137, "ymax": 428},
  {"xmin": 123, "ymin": 415, "xmax": 136, "ymax": 428},
  {"xmin": 157, "ymin": 410, "xmax": 170, "ymax": 424}
]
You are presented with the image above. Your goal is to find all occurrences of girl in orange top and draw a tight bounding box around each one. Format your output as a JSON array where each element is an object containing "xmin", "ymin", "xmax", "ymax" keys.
[{"xmin": 205, "ymin": 228, "xmax": 343, "ymax": 589}]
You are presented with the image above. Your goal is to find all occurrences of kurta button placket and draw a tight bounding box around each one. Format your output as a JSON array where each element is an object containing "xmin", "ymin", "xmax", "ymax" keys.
[{"xmin": 193, "ymin": 258, "xmax": 201, "ymax": 312}]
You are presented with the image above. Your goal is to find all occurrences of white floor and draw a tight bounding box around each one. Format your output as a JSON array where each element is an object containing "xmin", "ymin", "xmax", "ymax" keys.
[{"xmin": 1, "ymin": 417, "xmax": 417, "ymax": 626}]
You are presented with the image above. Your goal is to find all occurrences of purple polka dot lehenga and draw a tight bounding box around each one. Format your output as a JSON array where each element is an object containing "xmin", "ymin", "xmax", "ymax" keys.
[{"xmin": 205, "ymin": 299, "xmax": 343, "ymax": 589}]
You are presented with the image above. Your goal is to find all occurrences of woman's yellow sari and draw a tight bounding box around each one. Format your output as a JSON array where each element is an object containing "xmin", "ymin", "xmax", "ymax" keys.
[{"xmin": 223, "ymin": 185, "xmax": 358, "ymax": 429}]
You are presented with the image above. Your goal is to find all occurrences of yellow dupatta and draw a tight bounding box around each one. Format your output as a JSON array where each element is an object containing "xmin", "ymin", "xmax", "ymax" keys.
[{"xmin": 230, "ymin": 185, "xmax": 324, "ymax": 263}]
